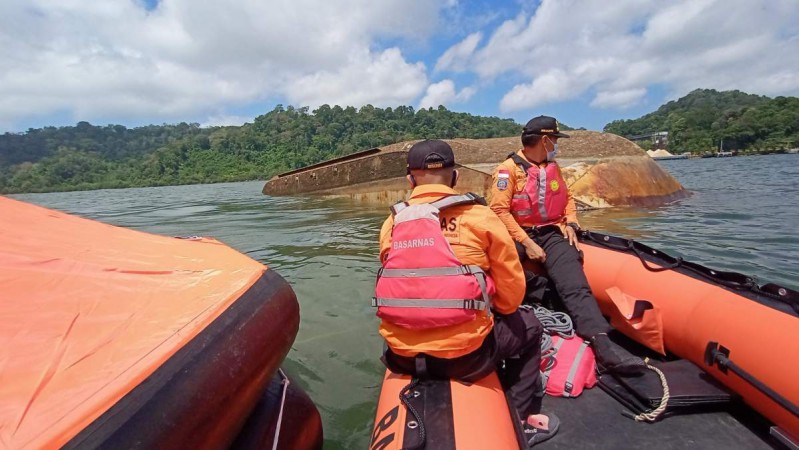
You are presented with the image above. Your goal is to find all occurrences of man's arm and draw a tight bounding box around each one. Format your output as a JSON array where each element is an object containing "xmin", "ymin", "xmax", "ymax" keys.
[
  {"xmin": 489, "ymin": 161, "xmax": 529, "ymax": 243},
  {"xmin": 481, "ymin": 212, "xmax": 525, "ymax": 315},
  {"xmin": 378, "ymin": 216, "xmax": 394, "ymax": 263}
]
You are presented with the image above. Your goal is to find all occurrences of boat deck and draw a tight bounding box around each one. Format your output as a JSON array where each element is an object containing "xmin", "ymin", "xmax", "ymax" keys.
[
  {"xmin": 536, "ymin": 332, "xmax": 779, "ymax": 449},
  {"xmin": 539, "ymin": 384, "xmax": 776, "ymax": 449}
]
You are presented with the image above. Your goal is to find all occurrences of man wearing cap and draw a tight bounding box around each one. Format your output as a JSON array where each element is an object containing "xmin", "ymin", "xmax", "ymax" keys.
[
  {"xmin": 489, "ymin": 116, "xmax": 645, "ymax": 375},
  {"xmin": 375, "ymin": 139, "xmax": 559, "ymax": 446}
]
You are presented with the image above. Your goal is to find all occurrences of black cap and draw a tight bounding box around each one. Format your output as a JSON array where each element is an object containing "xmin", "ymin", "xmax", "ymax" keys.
[
  {"xmin": 407, "ymin": 140, "xmax": 455, "ymax": 172},
  {"xmin": 522, "ymin": 115, "xmax": 570, "ymax": 138}
]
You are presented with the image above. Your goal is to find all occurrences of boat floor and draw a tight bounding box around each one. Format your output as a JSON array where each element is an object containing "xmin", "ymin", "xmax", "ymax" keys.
[
  {"xmin": 538, "ymin": 386, "xmax": 777, "ymax": 449},
  {"xmin": 536, "ymin": 333, "xmax": 780, "ymax": 449}
]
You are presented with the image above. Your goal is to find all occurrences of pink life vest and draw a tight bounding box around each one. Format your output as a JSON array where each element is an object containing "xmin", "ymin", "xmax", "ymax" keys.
[
  {"xmin": 372, "ymin": 193, "xmax": 496, "ymax": 330},
  {"xmin": 508, "ymin": 154, "xmax": 568, "ymax": 226},
  {"xmin": 541, "ymin": 335, "xmax": 597, "ymax": 397}
]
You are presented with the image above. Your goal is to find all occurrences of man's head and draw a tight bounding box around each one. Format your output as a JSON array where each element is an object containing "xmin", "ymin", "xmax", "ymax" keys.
[
  {"xmin": 406, "ymin": 139, "xmax": 459, "ymax": 188},
  {"xmin": 520, "ymin": 115, "xmax": 569, "ymax": 162}
]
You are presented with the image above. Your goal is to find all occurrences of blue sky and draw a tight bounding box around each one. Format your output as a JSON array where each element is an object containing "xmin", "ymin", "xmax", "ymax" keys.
[{"xmin": 2, "ymin": 0, "xmax": 799, "ymax": 133}]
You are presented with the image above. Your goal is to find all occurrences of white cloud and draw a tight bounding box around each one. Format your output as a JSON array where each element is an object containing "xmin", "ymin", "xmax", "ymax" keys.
[
  {"xmin": 4, "ymin": 0, "xmax": 799, "ymax": 131},
  {"xmin": 590, "ymin": 89, "xmax": 647, "ymax": 109},
  {"xmin": 285, "ymin": 48, "xmax": 428, "ymax": 109},
  {"xmin": 418, "ymin": 79, "xmax": 475, "ymax": 109},
  {"xmin": 449, "ymin": 0, "xmax": 799, "ymax": 113},
  {"xmin": 201, "ymin": 114, "xmax": 253, "ymax": 128},
  {"xmin": 435, "ymin": 32, "xmax": 482, "ymax": 72},
  {"xmin": 500, "ymin": 69, "xmax": 586, "ymax": 112},
  {"xmin": 0, "ymin": 0, "xmax": 447, "ymax": 130}
]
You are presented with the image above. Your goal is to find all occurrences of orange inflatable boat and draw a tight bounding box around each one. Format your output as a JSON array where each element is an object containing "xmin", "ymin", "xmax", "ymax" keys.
[
  {"xmin": 371, "ymin": 370, "xmax": 523, "ymax": 450},
  {"xmin": 370, "ymin": 230, "xmax": 798, "ymax": 449},
  {"xmin": 579, "ymin": 230, "xmax": 799, "ymax": 442},
  {"xmin": 0, "ymin": 197, "xmax": 322, "ymax": 449}
]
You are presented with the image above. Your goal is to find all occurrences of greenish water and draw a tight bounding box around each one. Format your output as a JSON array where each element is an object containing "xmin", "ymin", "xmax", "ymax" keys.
[{"xmin": 11, "ymin": 154, "xmax": 798, "ymax": 449}]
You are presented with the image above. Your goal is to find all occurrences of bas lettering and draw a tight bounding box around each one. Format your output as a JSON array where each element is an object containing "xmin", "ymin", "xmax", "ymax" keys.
[
  {"xmin": 370, "ymin": 406, "xmax": 399, "ymax": 450},
  {"xmin": 439, "ymin": 216, "xmax": 457, "ymax": 232}
]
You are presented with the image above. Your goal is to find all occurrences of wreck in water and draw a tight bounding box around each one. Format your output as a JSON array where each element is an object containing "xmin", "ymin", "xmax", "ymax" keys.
[{"xmin": 262, "ymin": 131, "xmax": 689, "ymax": 208}]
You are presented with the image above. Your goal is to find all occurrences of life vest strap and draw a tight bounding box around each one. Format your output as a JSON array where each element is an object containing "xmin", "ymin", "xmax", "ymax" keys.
[
  {"xmin": 429, "ymin": 192, "xmax": 486, "ymax": 210},
  {"xmin": 379, "ymin": 265, "xmax": 485, "ymax": 278},
  {"xmin": 509, "ymin": 153, "xmax": 533, "ymax": 172},
  {"xmin": 541, "ymin": 336, "xmax": 567, "ymax": 387},
  {"xmin": 371, "ymin": 297, "xmax": 488, "ymax": 310},
  {"xmin": 563, "ymin": 341, "xmax": 590, "ymax": 398},
  {"xmin": 391, "ymin": 202, "xmax": 410, "ymax": 216},
  {"xmin": 388, "ymin": 193, "xmax": 486, "ymax": 218}
]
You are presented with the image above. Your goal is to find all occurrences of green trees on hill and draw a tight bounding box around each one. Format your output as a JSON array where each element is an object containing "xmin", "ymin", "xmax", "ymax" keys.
[
  {"xmin": 4, "ymin": 89, "xmax": 795, "ymax": 194},
  {"xmin": 604, "ymin": 89, "xmax": 799, "ymax": 153},
  {"xmin": 0, "ymin": 106, "xmax": 521, "ymax": 193}
]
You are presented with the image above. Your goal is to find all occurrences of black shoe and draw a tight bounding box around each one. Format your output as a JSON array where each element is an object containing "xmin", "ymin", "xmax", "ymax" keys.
[
  {"xmin": 523, "ymin": 413, "xmax": 560, "ymax": 447},
  {"xmin": 591, "ymin": 333, "xmax": 647, "ymax": 376}
]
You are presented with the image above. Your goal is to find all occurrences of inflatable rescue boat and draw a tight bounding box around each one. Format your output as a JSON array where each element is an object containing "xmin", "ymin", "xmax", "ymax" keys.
[
  {"xmin": 580, "ymin": 230, "xmax": 799, "ymax": 444},
  {"xmin": 0, "ymin": 197, "xmax": 322, "ymax": 449},
  {"xmin": 371, "ymin": 230, "xmax": 798, "ymax": 449}
]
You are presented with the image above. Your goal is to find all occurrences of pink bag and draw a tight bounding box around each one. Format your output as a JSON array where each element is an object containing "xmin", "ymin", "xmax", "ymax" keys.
[{"xmin": 541, "ymin": 336, "xmax": 597, "ymax": 397}]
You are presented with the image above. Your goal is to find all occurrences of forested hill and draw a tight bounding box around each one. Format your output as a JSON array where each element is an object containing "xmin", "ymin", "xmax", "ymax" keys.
[
  {"xmin": 604, "ymin": 89, "xmax": 799, "ymax": 153},
  {"xmin": 0, "ymin": 105, "xmax": 524, "ymax": 194}
]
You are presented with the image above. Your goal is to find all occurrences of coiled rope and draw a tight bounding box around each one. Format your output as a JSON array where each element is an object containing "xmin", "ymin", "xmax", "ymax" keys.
[
  {"xmin": 523, "ymin": 304, "xmax": 576, "ymax": 375},
  {"xmin": 523, "ymin": 304, "xmax": 575, "ymax": 354}
]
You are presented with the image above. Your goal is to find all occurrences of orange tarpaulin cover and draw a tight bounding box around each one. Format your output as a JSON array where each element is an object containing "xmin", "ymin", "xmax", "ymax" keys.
[{"xmin": 0, "ymin": 197, "xmax": 266, "ymax": 449}]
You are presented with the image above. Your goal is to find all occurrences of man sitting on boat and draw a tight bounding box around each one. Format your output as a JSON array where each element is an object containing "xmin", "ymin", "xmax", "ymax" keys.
[
  {"xmin": 489, "ymin": 115, "xmax": 646, "ymax": 375},
  {"xmin": 374, "ymin": 140, "xmax": 559, "ymax": 446}
]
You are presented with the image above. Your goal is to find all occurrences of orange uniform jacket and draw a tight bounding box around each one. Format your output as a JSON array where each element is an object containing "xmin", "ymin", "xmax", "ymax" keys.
[
  {"xmin": 489, "ymin": 150, "xmax": 579, "ymax": 244},
  {"xmin": 378, "ymin": 184, "xmax": 526, "ymax": 359}
]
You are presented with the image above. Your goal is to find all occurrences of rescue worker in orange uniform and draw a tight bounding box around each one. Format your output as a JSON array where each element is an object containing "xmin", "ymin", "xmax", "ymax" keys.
[
  {"xmin": 375, "ymin": 140, "xmax": 559, "ymax": 446},
  {"xmin": 489, "ymin": 116, "xmax": 645, "ymax": 375}
]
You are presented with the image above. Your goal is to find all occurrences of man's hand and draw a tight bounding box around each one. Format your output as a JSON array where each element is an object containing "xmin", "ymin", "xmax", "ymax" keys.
[
  {"xmin": 563, "ymin": 225, "xmax": 581, "ymax": 250},
  {"xmin": 523, "ymin": 238, "xmax": 546, "ymax": 262}
]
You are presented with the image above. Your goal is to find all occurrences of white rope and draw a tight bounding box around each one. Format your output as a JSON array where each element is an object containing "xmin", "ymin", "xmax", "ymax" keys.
[
  {"xmin": 632, "ymin": 359, "xmax": 670, "ymax": 422},
  {"xmin": 272, "ymin": 368, "xmax": 291, "ymax": 450}
]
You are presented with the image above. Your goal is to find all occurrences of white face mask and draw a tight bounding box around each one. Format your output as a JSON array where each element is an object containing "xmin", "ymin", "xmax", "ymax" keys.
[{"xmin": 546, "ymin": 138, "xmax": 558, "ymax": 161}]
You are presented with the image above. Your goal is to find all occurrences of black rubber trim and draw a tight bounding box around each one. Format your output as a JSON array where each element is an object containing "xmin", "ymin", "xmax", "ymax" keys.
[
  {"xmin": 401, "ymin": 379, "xmax": 456, "ymax": 450},
  {"xmin": 65, "ymin": 269, "xmax": 299, "ymax": 449},
  {"xmin": 580, "ymin": 230, "xmax": 799, "ymax": 317}
]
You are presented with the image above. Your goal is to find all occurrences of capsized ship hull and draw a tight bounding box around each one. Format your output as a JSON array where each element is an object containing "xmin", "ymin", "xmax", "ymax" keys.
[{"xmin": 263, "ymin": 132, "xmax": 689, "ymax": 208}]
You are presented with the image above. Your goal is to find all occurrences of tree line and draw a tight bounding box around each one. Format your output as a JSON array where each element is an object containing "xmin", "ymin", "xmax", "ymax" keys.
[
  {"xmin": 0, "ymin": 105, "xmax": 522, "ymax": 194},
  {"xmin": 3, "ymin": 89, "xmax": 796, "ymax": 193},
  {"xmin": 604, "ymin": 89, "xmax": 799, "ymax": 153}
]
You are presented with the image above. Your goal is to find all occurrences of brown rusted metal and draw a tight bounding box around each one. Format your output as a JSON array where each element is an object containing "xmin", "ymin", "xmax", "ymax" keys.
[{"xmin": 262, "ymin": 131, "xmax": 689, "ymax": 208}]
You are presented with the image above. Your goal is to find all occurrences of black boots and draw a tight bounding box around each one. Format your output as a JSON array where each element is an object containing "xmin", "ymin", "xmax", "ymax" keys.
[{"xmin": 591, "ymin": 333, "xmax": 647, "ymax": 376}]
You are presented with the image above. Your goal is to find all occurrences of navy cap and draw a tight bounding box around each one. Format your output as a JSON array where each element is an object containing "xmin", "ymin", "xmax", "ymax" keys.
[
  {"xmin": 522, "ymin": 115, "xmax": 570, "ymax": 138},
  {"xmin": 407, "ymin": 140, "xmax": 455, "ymax": 172}
]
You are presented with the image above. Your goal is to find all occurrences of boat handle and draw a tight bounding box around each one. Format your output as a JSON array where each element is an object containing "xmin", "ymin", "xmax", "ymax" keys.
[{"xmin": 705, "ymin": 341, "xmax": 799, "ymax": 419}]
